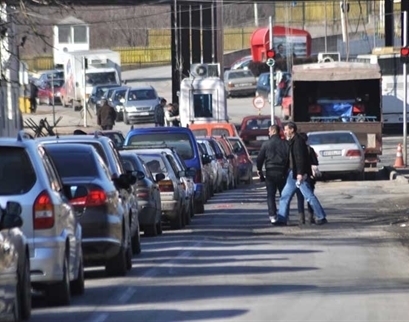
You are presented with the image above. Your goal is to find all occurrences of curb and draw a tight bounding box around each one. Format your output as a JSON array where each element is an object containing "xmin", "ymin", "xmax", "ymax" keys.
[{"xmin": 384, "ymin": 166, "xmax": 409, "ymax": 183}]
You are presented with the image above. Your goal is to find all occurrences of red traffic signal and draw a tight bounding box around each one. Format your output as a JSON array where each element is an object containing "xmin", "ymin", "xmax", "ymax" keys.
[
  {"xmin": 401, "ymin": 46, "xmax": 409, "ymax": 64},
  {"xmin": 266, "ymin": 50, "xmax": 276, "ymax": 59}
]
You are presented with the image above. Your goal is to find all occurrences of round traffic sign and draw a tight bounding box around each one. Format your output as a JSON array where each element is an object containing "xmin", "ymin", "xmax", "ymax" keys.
[
  {"xmin": 253, "ymin": 96, "xmax": 265, "ymax": 109},
  {"xmin": 266, "ymin": 58, "xmax": 275, "ymax": 67}
]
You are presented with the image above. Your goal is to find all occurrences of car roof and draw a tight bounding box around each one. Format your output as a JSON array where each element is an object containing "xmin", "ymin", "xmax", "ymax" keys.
[
  {"xmin": 43, "ymin": 143, "xmax": 96, "ymax": 153},
  {"xmin": 307, "ymin": 131, "xmax": 354, "ymax": 135},
  {"xmin": 36, "ymin": 134, "xmax": 111, "ymax": 142},
  {"xmin": 128, "ymin": 86, "xmax": 154, "ymax": 91},
  {"xmin": 127, "ymin": 127, "xmax": 192, "ymax": 136},
  {"xmin": 112, "ymin": 86, "xmax": 129, "ymax": 91}
]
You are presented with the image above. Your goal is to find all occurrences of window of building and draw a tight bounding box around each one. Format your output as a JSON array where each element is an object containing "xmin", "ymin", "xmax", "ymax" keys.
[
  {"xmin": 58, "ymin": 26, "xmax": 71, "ymax": 43},
  {"xmin": 73, "ymin": 25, "xmax": 87, "ymax": 44}
]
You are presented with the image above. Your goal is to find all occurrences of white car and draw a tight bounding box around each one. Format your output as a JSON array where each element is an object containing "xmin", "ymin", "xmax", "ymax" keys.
[{"xmin": 307, "ymin": 130, "xmax": 365, "ymax": 180}]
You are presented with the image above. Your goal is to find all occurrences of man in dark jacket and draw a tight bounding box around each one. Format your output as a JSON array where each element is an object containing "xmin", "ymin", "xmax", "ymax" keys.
[
  {"xmin": 154, "ymin": 98, "xmax": 166, "ymax": 126},
  {"xmin": 29, "ymin": 81, "xmax": 38, "ymax": 114},
  {"xmin": 97, "ymin": 99, "xmax": 117, "ymax": 130},
  {"xmin": 256, "ymin": 124, "xmax": 289, "ymax": 223},
  {"xmin": 273, "ymin": 122, "xmax": 327, "ymax": 226}
]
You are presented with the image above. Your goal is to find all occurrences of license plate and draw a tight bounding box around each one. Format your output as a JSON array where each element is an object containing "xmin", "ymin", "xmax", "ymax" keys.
[
  {"xmin": 139, "ymin": 112, "xmax": 149, "ymax": 116},
  {"xmin": 161, "ymin": 203, "xmax": 174, "ymax": 210},
  {"xmin": 126, "ymin": 107, "xmax": 136, "ymax": 112},
  {"xmin": 238, "ymin": 83, "xmax": 252, "ymax": 87},
  {"xmin": 322, "ymin": 150, "xmax": 342, "ymax": 157},
  {"xmin": 256, "ymin": 136, "xmax": 269, "ymax": 141}
]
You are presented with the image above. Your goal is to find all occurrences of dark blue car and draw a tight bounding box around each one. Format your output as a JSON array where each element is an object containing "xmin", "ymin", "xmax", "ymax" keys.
[{"xmin": 124, "ymin": 127, "xmax": 206, "ymax": 214}]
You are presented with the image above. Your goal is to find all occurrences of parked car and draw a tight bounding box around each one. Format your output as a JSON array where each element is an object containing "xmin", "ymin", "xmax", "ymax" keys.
[
  {"xmin": 307, "ymin": 131, "xmax": 365, "ymax": 180},
  {"xmin": 37, "ymin": 79, "xmax": 65, "ymax": 105},
  {"xmin": 226, "ymin": 136, "xmax": 253, "ymax": 185},
  {"xmin": 197, "ymin": 142, "xmax": 214, "ymax": 200},
  {"xmin": 0, "ymin": 134, "xmax": 84, "ymax": 306},
  {"xmin": 229, "ymin": 55, "xmax": 252, "ymax": 70},
  {"xmin": 44, "ymin": 143, "xmax": 137, "ymax": 276},
  {"xmin": 138, "ymin": 151, "xmax": 187, "ymax": 229},
  {"xmin": 205, "ymin": 137, "xmax": 231, "ymax": 191},
  {"xmin": 0, "ymin": 201, "xmax": 31, "ymax": 321},
  {"xmin": 36, "ymin": 134, "xmax": 142, "ymax": 255},
  {"xmin": 123, "ymin": 86, "xmax": 161, "ymax": 125},
  {"xmin": 196, "ymin": 138, "xmax": 222, "ymax": 194},
  {"xmin": 215, "ymin": 136, "xmax": 239, "ymax": 189},
  {"xmin": 119, "ymin": 151, "xmax": 163, "ymax": 237},
  {"xmin": 88, "ymin": 84, "xmax": 122, "ymax": 114},
  {"xmin": 224, "ymin": 69, "xmax": 257, "ymax": 98},
  {"xmin": 107, "ymin": 86, "xmax": 130, "ymax": 122},
  {"xmin": 37, "ymin": 69, "xmax": 64, "ymax": 87},
  {"xmin": 124, "ymin": 127, "xmax": 207, "ymax": 214},
  {"xmin": 239, "ymin": 115, "xmax": 284, "ymax": 154}
]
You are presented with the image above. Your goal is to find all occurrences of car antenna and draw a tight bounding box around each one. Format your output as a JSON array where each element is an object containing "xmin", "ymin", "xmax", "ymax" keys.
[
  {"xmin": 55, "ymin": 129, "xmax": 59, "ymax": 139},
  {"xmin": 130, "ymin": 125, "xmax": 134, "ymax": 130}
]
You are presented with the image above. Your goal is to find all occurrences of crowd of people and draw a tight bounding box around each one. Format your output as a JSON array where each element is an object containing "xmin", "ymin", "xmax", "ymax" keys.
[{"xmin": 256, "ymin": 121, "xmax": 327, "ymax": 226}]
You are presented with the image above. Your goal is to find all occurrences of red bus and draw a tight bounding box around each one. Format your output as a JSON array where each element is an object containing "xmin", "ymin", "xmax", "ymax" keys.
[{"xmin": 250, "ymin": 26, "xmax": 312, "ymax": 62}]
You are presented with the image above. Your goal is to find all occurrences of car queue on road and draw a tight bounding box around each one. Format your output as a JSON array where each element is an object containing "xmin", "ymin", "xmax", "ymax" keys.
[{"xmin": 0, "ymin": 123, "xmax": 253, "ymax": 322}]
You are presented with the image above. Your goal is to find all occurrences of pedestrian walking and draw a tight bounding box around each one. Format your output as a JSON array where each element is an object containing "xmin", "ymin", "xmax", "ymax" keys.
[
  {"xmin": 165, "ymin": 103, "xmax": 180, "ymax": 127},
  {"xmin": 29, "ymin": 80, "xmax": 38, "ymax": 114},
  {"xmin": 97, "ymin": 99, "xmax": 117, "ymax": 130},
  {"xmin": 273, "ymin": 121, "xmax": 327, "ymax": 226},
  {"xmin": 295, "ymin": 132, "xmax": 321, "ymax": 225},
  {"xmin": 256, "ymin": 124, "xmax": 289, "ymax": 224},
  {"xmin": 154, "ymin": 98, "xmax": 166, "ymax": 126}
]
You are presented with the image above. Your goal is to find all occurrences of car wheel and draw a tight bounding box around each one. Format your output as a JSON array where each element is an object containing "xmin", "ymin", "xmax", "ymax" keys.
[
  {"xmin": 194, "ymin": 200, "xmax": 205, "ymax": 214},
  {"xmin": 13, "ymin": 284, "xmax": 21, "ymax": 322},
  {"xmin": 170, "ymin": 212, "xmax": 183, "ymax": 230},
  {"xmin": 144, "ymin": 223, "xmax": 157, "ymax": 237},
  {"xmin": 19, "ymin": 257, "xmax": 31, "ymax": 320},
  {"xmin": 131, "ymin": 225, "xmax": 141, "ymax": 255},
  {"xmin": 46, "ymin": 254, "xmax": 71, "ymax": 306},
  {"xmin": 106, "ymin": 244, "xmax": 127, "ymax": 277},
  {"xmin": 156, "ymin": 220, "xmax": 163, "ymax": 235},
  {"xmin": 126, "ymin": 234, "xmax": 133, "ymax": 271},
  {"xmin": 70, "ymin": 255, "xmax": 84, "ymax": 296}
]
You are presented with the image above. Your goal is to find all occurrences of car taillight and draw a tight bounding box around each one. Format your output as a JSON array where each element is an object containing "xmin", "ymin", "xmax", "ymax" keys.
[
  {"xmin": 33, "ymin": 191, "xmax": 54, "ymax": 230},
  {"xmin": 194, "ymin": 169, "xmax": 202, "ymax": 183},
  {"xmin": 159, "ymin": 180, "xmax": 174, "ymax": 192},
  {"xmin": 346, "ymin": 149, "xmax": 361, "ymax": 157},
  {"xmin": 137, "ymin": 191, "xmax": 149, "ymax": 198},
  {"xmin": 71, "ymin": 189, "xmax": 107, "ymax": 207}
]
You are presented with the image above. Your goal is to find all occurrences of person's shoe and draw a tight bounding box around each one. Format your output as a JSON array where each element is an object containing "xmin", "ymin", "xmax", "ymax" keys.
[
  {"xmin": 272, "ymin": 216, "xmax": 287, "ymax": 226},
  {"xmin": 315, "ymin": 218, "xmax": 328, "ymax": 225},
  {"xmin": 299, "ymin": 212, "xmax": 305, "ymax": 225},
  {"xmin": 269, "ymin": 216, "xmax": 276, "ymax": 224},
  {"xmin": 308, "ymin": 212, "xmax": 315, "ymax": 224}
]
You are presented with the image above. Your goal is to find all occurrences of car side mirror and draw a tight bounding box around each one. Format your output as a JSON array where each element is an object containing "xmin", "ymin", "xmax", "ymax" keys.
[
  {"xmin": 135, "ymin": 170, "xmax": 145, "ymax": 181},
  {"xmin": 185, "ymin": 168, "xmax": 196, "ymax": 178},
  {"xmin": 178, "ymin": 170, "xmax": 186, "ymax": 178},
  {"xmin": 155, "ymin": 173, "xmax": 166, "ymax": 182},
  {"xmin": 1, "ymin": 202, "xmax": 23, "ymax": 229},
  {"xmin": 202, "ymin": 154, "xmax": 211, "ymax": 165},
  {"xmin": 361, "ymin": 145, "xmax": 366, "ymax": 150},
  {"xmin": 113, "ymin": 173, "xmax": 133, "ymax": 189}
]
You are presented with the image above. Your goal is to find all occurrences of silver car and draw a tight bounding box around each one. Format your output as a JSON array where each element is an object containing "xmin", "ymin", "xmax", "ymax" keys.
[
  {"xmin": 197, "ymin": 139, "xmax": 223, "ymax": 193},
  {"xmin": 224, "ymin": 69, "xmax": 257, "ymax": 98},
  {"xmin": 0, "ymin": 133, "xmax": 84, "ymax": 306},
  {"xmin": 123, "ymin": 86, "xmax": 161, "ymax": 125},
  {"xmin": 137, "ymin": 151, "xmax": 187, "ymax": 229},
  {"xmin": 307, "ymin": 130, "xmax": 365, "ymax": 180}
]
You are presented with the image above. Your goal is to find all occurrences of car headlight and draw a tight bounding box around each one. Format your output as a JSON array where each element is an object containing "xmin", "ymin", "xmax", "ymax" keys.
[{"xmin": 116, "ymin": 105, "xmax": 123, "ymax": 112}]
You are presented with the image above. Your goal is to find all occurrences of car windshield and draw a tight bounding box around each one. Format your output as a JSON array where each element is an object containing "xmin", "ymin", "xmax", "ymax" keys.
[
  {"xmin": 192, "ymin": 129, "xmax": 207, "ymax": 137},
  {"xmin": 245, "ymin": 118, "xmax": 271, "ymax": 130},
  {"xmin": 127, "ymin": 89, "xmax": 156, "ymax": 101},
  {"xmin": 128, "ymin": 133, "xmax": 194, "ymax": 160},
  {"xmin": 228, "ymin": 139, "xmax": 245, "ymax": 154},
  {"xmin": 308, "ymin": 133, "xmax": 356, "ymax": 145},
  {"xmin": 0, "ymin": 147, "xmax": 36, "ymax": 195},
  {"xmin": 44, "ymin": 80, "xmax": 64, "ymax": 88},
  {"xmin": 138, "ymin": 154, "xmax": 168, "ymax": 174},
  {"xmin": 211, "ymin": 128, "xmax": 230, "ymax": 136},
  {"xmin": 95, "ymin": 86, "xmax": 119, "ymax": 98},
  {"xmin": 45, "ymin": 71, "xmax": 64, "ymax": 79},
  {"xmin": 87, "ymin": 72, "xmax": 117, "ymax": 86},
  {"xmin": 47, "ymin": 150, "xmax": 98, "ymax": 178},
  {"xmin": 113, "ymin": 89, "xmax": 127, "ymax": 101}
]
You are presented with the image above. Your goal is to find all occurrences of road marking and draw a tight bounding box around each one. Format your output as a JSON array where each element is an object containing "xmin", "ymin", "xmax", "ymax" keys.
[{"xmin": 86, "ymin": 240, "xmax": 203, "ymax": 322}]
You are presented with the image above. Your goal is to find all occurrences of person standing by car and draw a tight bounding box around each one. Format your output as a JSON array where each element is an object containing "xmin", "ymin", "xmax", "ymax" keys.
[
  {"xmin": 165, "ymin": 103, "xmax": 180, "ymax": 127},
  {"xmin": 154, "ymin": 98, "xmax": 166, "ymax": 127},
  {"xmin": 97, "ymin": 99, "xmax": 117, "ymax": 130},
  {"xmin": 256, "ymin": 124, "xmax": 289, "ymax": 224},
  {"xmin": 273, "ymin": 122, "xmax": 327, "ymax": 226},
  {"xmin": 295, "ymin": 132, "xmax": 321, "ymax": 225},
  {"xmin": 29, "ymin": 80, "xmax": 38, "ymax": 114}
]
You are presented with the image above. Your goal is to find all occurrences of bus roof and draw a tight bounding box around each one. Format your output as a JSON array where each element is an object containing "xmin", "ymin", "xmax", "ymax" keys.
[{"xmin": 292, "ymin": 61, "xmax": 381, "ymax": 81}]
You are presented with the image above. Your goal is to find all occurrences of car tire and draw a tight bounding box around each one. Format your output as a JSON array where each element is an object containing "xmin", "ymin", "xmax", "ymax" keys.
[
  {"xmin": 144, "ymin": 223, "xmax": 157, "ymax": 237},
  {"xmin": 170, "ymin": 212, "xmax": 183, "ymax": 230},
  {"xmin": 126, "ymin": 235, "xmax": 133, "ymax": 271},
  {"xmin": 156, "ymin": 220, "xmax": 163, "ymax": 235},
  {"xmin": 194, "ymin": 200, "xmax": 205, "ymax": 214},
  {"xmin": 70, "ymin": 256, "xmax": 85, "ymax": 296},
  {"xmin": 106, "ymin": 245, "xmax": 127, "ymax": 277},
  {"xmin": 19, "ymin": 256, "xmax": 31, "ymax": 320},
  {"xmin": 46, "ymin": 254, "xmax": 71, "ymax": 306},
  {"xmin": 131, "ymin": 228, "xmax": 141, "ymax": 255},
  {"xmin": 13, "ymin": 285, "xmax": 21, "ymax": 322}
]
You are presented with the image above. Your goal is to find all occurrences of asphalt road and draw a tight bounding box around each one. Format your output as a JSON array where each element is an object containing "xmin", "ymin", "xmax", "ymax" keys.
[{"xmin": 25, "ymin": 66, "xmax": 409, "ymax": 321}]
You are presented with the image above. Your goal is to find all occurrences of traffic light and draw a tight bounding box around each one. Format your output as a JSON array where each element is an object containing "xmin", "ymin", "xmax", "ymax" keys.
[
  {"xmin": 266, "ymin": 49, "xmax": 276, "ymax": 59},
  {"xmin": 401, "ymin": 47, "xmax": 409, "ymax": 64}
]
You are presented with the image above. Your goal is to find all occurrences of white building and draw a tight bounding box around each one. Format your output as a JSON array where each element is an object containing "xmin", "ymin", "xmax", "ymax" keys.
[{"xmin": 53, "ymin": 16, "xmax": 90, "ymax": 68}]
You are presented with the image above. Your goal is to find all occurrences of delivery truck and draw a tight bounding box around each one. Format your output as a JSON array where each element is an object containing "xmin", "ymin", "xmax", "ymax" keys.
[{"xmin": 61, "ymin": 49, "xmax": 121, "ymax": 110}]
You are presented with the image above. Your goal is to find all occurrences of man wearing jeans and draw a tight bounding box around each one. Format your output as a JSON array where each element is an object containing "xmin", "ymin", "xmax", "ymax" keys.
[
  {"xmin": 273, "ymin": 122, "xmax": 327, "ymax": 226},
  {"xmin": 256, "ymin": 125, "xmax": 289, "ymax": 224}
]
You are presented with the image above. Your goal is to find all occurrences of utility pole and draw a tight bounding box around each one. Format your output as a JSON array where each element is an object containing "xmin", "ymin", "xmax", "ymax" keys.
[
  {"xmin": 269, "ymin": 16, "xmax": 275, "ymax": 125},
  {"xmin": 402, "ymin": 10, "xmax": 408, "ymax": 166},
  {"xmin": 340, "ymin": 0, "xmax": 350, "ymax": 61},
  {"xmin": 82, "ymin": 56, "xmax": 87, "ymax": 127},
  {"xmin": 254, "ymin": 3, "xmax": 259, "ymax": 27}
]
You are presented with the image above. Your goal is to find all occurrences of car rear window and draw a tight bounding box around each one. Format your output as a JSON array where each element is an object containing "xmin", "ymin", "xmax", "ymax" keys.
[
  {"xmin": 128, "ymin": 133, "xmax": 194, "ymax": 160},
  {"xmin": 47, "ymin": 150, "xmax": 98, "ymax": 178},
  {"xmin": 245, "ymin": 118, "xmax": 271, "ymax": 130},
  {"xmin": 0, "ymin": 147, "xmax": 36, "ymax": 195},
  {"xmin": 228, "ymin": 139, "xmax": 245, "ymax": 154},
  {"xmin": 192, "ymin": 129, "xmax": 207, "ymax": 137},
  {"xmin": 309, "ymin": 133, "xmax": 356, "ymax": 145},
  {"xmin": 211, "ymin": 128, "xmax": 230, "ymax": 136},
  {"xmin": 138, "ymin": 154, "xmax": 168, "ymax": 174},
  {"xmin": 66, "ymin": 142, "xmax": 108, "ymax": 165}
]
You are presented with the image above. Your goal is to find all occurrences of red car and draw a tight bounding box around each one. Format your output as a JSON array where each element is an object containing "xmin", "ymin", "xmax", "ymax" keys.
[
  {"xmin": 37, "ymin": 79, "xmax": 64, "ymax": 105},
  {"xmin": 239, "ymin": 115, "xmax": 284, "ymax": 154}
]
